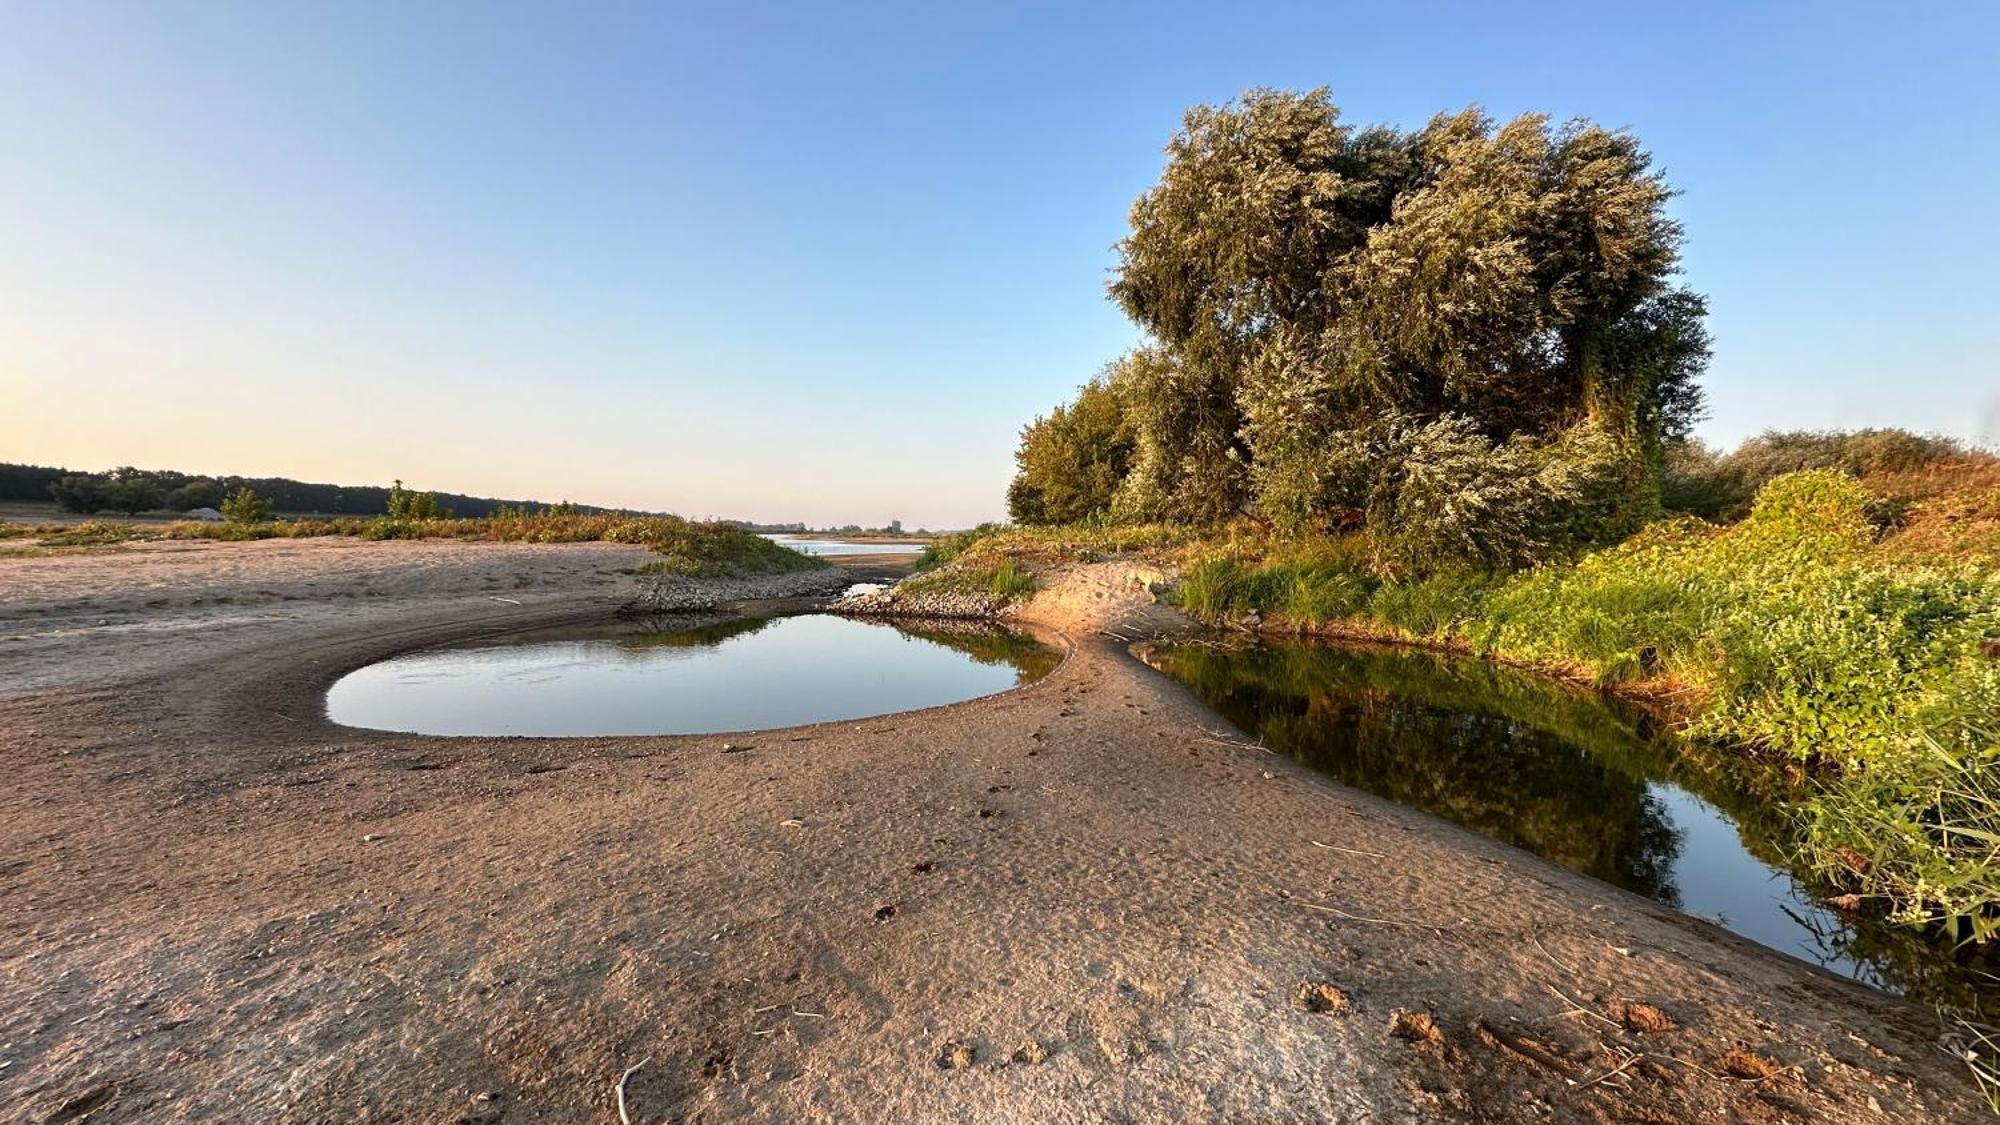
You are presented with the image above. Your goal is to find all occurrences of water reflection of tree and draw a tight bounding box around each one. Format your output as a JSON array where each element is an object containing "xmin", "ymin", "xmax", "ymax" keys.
[
  {"xmin": 1149, "ymin": 639, "xmax": 2000, "ymax": 1012},
  {"xmin": 1171, "ymin": 644, "xmax": 1687, "ymax": 902},
  {"xmin": 612, "ymin": 614, "xmax": 776, "ymax": 652},
  {"xmin": 859, "ymin": 620, "xmax": 1063, "ymax": 682}
]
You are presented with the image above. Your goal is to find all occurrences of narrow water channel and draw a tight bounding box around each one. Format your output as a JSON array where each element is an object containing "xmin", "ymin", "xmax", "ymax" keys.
[{"xmin": 1141, "ymin": 636, "xmax": 1993, "ymax": 1007}]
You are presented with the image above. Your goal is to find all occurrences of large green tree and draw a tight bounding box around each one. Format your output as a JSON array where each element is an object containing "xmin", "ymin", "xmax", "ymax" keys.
[
  {"xmin": 1007, "ymin": 367, "xmax": 1136, "ymax": 524},
  {"xmin": 1015, "ymin": 88, "xmax": 1710, "ymax": 555}
]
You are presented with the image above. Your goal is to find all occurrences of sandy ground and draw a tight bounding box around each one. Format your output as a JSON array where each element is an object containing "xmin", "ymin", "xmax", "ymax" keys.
[
  {"xmin": 0, "ymin": 538, "xmax": 663, "ymax": 699},
  {"xmin": 0, "ymin": 539, "xmax": 1985, "ymax": 1122}
]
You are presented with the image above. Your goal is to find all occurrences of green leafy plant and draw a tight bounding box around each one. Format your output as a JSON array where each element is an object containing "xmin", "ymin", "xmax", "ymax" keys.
[{"xmin": 218, "ymin": 487, "xmax": 269, "ymax": 524}]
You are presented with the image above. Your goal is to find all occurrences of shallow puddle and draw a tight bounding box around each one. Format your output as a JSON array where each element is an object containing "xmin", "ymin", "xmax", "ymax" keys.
[
  {"xmin": 1141, "ymin": 637, "xmax": 1991, "ymax": 1002},
  {"xmin": 327, "ymin": 614, "xmax": 1058, "ymax": 737}
]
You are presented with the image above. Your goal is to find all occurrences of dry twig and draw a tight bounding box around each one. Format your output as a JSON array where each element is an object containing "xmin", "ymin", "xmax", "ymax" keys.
[
  {"xmin": 615, "ymin": 1057, "xmax": 650, "ymax": 1125},
  {"xmin": 1310, "ymin": 840, "xmax": 1389, "ymax": 860}
]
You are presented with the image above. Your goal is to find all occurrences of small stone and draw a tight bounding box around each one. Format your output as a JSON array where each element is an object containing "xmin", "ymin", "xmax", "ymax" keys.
[{"xmin": 361, "ymin": 833, "xmax": 387, "ymax": 843}]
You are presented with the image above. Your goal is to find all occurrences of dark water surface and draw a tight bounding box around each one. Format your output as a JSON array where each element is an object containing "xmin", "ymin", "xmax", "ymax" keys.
[
  {"xmin": 327, "ymin": 614, "xmax": 1058, "ymax": 737},
  {"xmin": 1141, "ymin": 637, "xmax": 1988, "ymax": 1001}
]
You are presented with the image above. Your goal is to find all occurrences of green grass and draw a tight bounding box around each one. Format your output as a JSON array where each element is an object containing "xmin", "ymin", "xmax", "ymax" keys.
[{"xmin": 1156, "ymin": 472, "xmax": 2000, "ymax": 967}]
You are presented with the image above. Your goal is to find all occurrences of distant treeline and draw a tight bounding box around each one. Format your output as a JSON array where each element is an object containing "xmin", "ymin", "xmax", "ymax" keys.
[{"xmin": 0, "ymin": 462, "xmax": 606, "ymax": 518}]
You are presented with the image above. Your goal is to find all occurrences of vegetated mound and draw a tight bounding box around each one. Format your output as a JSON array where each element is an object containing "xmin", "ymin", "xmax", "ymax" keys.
[{"xmin": 2, "ymin": 513, "xmax": 826, "ymax": 579}]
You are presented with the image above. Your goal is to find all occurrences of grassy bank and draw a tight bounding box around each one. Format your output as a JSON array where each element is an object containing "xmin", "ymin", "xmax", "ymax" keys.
[
  {"xmin": 0, "ymin": 513, "xmax": 824, "ymax": 578},
  {"xmin": 1197, "ymin": 473, "xmax": 1999, "ymax": 953},
  {"xmin": 918, "ymin": 468, "xmax": 2000, "ymax": 955}
]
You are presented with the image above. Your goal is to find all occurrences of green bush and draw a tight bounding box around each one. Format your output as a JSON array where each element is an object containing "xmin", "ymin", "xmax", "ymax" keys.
[
  {"xmin": 1171, "ymin": 556, "xmax": 1246, "ymax": 619},
  {"xmin": 219, "ymin": 487, "xmax": 270, "ymax": 524},
  {"xmin": 385, "ymin": 479, "xmax": 449, "ymax": 520},
  {"xmin": 1662, "ymin": 429, "xmax": 1974, "ymax": 521},
  {"xmin": 987, "ymin": 560, "xmax": 1036, "ymax": 600}
]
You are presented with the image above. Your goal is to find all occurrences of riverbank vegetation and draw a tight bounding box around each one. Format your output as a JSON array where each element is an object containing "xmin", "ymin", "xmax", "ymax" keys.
[
  {"xmin": 0, "ymin": 511, "xmax": 822, "ymax": 578},
  {"xmin": 949, "ymin": 88, "xmax": 2000, "ymax": 1070}
]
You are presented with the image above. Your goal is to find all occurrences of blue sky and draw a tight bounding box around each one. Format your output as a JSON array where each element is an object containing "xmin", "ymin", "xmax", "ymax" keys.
[{"xmin": 3, "ymin": 2, "xmax": 1995, "ymax": 527}]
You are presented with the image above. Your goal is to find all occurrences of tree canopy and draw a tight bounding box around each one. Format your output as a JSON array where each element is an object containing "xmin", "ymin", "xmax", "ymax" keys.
[{"xmin": 1011, "ymin": 89, "xmax": 1711, "ymax": 564}]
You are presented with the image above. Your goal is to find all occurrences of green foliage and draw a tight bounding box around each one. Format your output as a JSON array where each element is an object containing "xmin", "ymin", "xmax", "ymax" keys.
[
  {"xmin": 1017, "ymin": 88, "xmax": 1708, "ymax": 566},
  {"xmin": 50, "ymin": 469, "xmax": 163, "ymax": 515},
  {"xmin": 1, "ymin": 512, "xmax": 821, "ymax": 577},
  {"xmin": 986, "ymin": 559, "xmax": 1036, "ymax": 600},
  {"xmin": 385, "ymin": 479, "xmax": 450, "ymax": 520},
  {"xmin": 1801, "ymin": 726, "xmax": 2000, "ymax": 948},
  {"xmin": 1662, "ymin": 429, "xmax": 1977, "ymax": 521},
  {"xmin": 218, "ymin": 487, "xmax": 270, "ymax": 524},
  {"xmin": 35, "ymin": 521, "xmax": 150, "ymax": 547},
  {"xmin": 11, "ymin": 461, "xmax": 571, "ymax": 518},
  {"xmin": 1156, "ymin": 468, "xmax": 2000, "ymax": 979},
  {"xmin": 916, "ymin": 523, "xmax": 1009, "ymax": 570},
  {"xmin": 1008, "ymin": 372, "xmax": 1135, "ymax": 524},
  {"xmin": 897, "ymin": 558, "xmax": 1038, "ymax": 604},
  {"xmin": 1170, "ymin": 556, "xmax": 1247, "ymax": 619}
]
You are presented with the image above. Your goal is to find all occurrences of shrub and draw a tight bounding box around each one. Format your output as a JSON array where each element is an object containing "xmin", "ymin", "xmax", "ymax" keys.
[
  {"xmin": 219, "ymin": 487, "xmax": 270, "ymax": 524},
  {"xmin": 987, "ymin": 560, "xmax": 1036, "ymax": 600},
  {"xmin": 1172, "ymin": 556, "xmax": 1246, "ymax": 620},
  {"xmin": 385, "ymin": 480, "xmax": 449, "ymax": 520},
  {"xmin": 916, "ymin": 523, "xmax": 1008, "ymax": 570}
]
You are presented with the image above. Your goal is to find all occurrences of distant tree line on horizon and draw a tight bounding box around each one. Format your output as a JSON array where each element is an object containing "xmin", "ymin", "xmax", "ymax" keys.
[{"xmin": 0, "ymin": 462, "xmax": 608, "ymax": 519}]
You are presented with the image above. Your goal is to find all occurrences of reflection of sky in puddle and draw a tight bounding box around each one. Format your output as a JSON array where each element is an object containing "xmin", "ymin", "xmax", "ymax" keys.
[
  {"xmin": 329, "ymin": 614, "xmax": 1054, "ymax": 737},
  {"xmin": 1648, "ymin": 786, "xmax": 1877, "ymax": 985}
]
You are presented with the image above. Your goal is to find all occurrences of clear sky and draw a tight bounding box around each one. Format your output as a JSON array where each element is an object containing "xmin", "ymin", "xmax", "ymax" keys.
[{"xmin": 3, "ymin": 2, "xmax": 1995, "ymax": 528}]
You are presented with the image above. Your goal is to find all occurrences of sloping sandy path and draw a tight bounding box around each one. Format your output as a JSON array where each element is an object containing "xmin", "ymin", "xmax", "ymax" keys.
[{"xmin": 0, "ymin": 545, "xmax": 1983, "ymax": 1121}]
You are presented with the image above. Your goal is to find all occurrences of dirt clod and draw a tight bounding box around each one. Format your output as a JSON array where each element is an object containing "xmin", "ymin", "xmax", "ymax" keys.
[
  {"xmin": 1721, "ymin": 1047, "xmax": 1783, "ymax": 1081},
  {"xmin": 1389, "ymin": 1009, "xmax": 1444, "ymax": 1048},
  {"xmin": 874, "ymin": 903, "xmax": 899, "ymax": 921},
  {"xmin": 1295, "ymin": 981, "xmax": 1350, "ymax": 1014},
  {"xmin": 935, "ymin": 1040, "xmax": 974, "ymax": 1070},
  {"xmin": 1616, "ymin": 1001, "xmax": 1676, "ymax": 1034},
  {"xmin": 1011, "ymin": 1039, "xmax": 1049, "ymax": 1065}
]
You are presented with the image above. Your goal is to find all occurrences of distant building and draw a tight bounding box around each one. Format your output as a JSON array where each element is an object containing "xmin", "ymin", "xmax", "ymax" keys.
[{"xmin": 184, "ymin": 507, "xmax": 224, "ymax": 521}]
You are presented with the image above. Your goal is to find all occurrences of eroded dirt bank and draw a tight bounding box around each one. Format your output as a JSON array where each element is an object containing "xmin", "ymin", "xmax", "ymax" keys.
[{"xmin": 0, "ymin": 541, "xmax": 1983, "ymax": 1121}]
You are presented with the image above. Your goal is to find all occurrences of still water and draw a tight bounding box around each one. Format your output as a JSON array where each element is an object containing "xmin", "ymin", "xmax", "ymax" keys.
[
  {"xmin": 327, "ymin": 614, "xmax": 1058, "ymax": 737},
  {"xmin": 1141, "ymin": 638, "xmax": 1981, "ymax": 999},
  {"xmin": 761, "ymin": 534, "xmax": 926, "ymax": 557}
]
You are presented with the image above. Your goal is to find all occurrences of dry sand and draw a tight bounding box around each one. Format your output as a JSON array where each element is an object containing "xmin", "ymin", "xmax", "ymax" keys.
[{"xmin": 0, "ymin": 538, "xmax": 1984, "ymax": 1122}]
